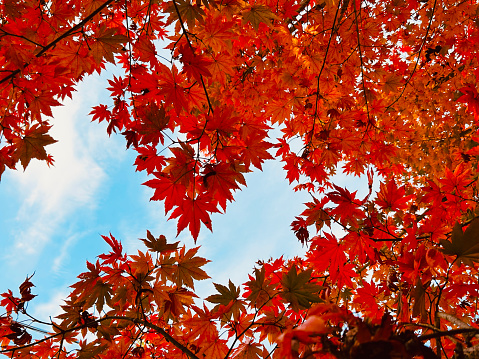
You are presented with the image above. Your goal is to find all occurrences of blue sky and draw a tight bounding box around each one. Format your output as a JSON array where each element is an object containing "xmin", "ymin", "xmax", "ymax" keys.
[{"xmin": 0, "ymin": 70, "xmax": 316, "ymax": 320}]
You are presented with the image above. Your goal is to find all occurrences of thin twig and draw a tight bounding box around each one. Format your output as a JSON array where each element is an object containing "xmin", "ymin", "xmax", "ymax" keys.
[
  {"xmin": 0, "ymin": 0, "xmax": 117, "ymax": 86},
  {"xmin": 385, "ymin": 0, "xmax": 438, "ymax": 111}
]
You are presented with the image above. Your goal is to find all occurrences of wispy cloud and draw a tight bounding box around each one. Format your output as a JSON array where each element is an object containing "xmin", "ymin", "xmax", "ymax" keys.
[
  {"xmin": 3, "ymin": 75, "xmax": 123, "ymax": 273},
  {"xmin": 32, "ymin": 289, "xmax": 69, "ymax": 322},
  {"xmin": 51, "ymin": 233, "xmax": 80, "ymax": 273}
]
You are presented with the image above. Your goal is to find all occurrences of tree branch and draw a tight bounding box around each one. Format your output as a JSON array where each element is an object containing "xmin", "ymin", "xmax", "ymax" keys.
[
  {"xmin": 105, "ymin": 316, "xmax": 200, "ymax": 359},
  {"xmin": 0, "ymin": 0, "xmax": 117, "ymax": 86},
  {"xmin": 0, "ymin": 315, "xmax": 200, "ymax": 359},
  {"xmin": 385, "ymin": 0, "xmax": 438, "ymax": 111}
]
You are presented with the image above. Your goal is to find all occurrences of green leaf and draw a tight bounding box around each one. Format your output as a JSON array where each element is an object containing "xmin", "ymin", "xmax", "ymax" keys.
[
  {"xmin": 440, "ymin": 218, "xmax": 479, "ymax": 265},
  {"xmin": 279, "ymin": 266, "xmax": 323, "ymax": 312}
]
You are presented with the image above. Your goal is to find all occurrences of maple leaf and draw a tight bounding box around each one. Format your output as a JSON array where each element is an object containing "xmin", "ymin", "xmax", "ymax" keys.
[
  {"xmin": 202, "ymin": 162, "xmax": 246, "ymax": 211},
  {"xmin": 440, "ymin": 219, "xmax": 479, "ymax": 266},
  {"xmin": 106, "ymin": 75, "xmax": 128, "ymax": 97},
  {"xmin": 91, "ymin": 25, "xmax": 129, "ymax": 64},
  {"xmin": 133, "ymin": 34, "xmax": 157, "ymax": 63},
  {"xmin": 13, "ymin": 124, "xmax": 57, "ymax": 170},
  {"xmin": 179, "ymin": 44, "xmax": 212, "ymax": 82},
  {"xmin": 0, "ymin": 145, "xmax": 17, "ymax": 180},
  {"xmin": 162, "ymin": 142, "xmax": 196, "ymax": 187},
  {"xmin": 242, "ymin": 5, "xmax": 278, "ymax": 30},
  {"xmin": 19, "ymin": 274, "xmax": 36, "ymax": 303},
  {"xmin": 298, "ymin": 197, "xmax": 331, "ymax": 232},
  {"xmin": 4, "ymin": 322, "xmax": 32, "ymax": 346},
  {"xmin": 167, "ymin": 0, "xmax": 206, "ymax": 30},
  {"xmin": 0, "ymin": 290, "xmax": 21, "ymax": 315},
  {"xmin": 98, "ymin": 233, "xmax": 125, "ymax": 265},
  {"xmin": 163, "ymin": 287, "xmax": 197, "ymax": 319},
  {"xmin": 135, "ymin": 146, "xmax": 166, "ymax": 174},
  {"xmin": 457, "ymin": 84, "xmax": 479, "ymax": 121},
  {"xmin": 183, "ymin": 304, "xmax": 219, "ymax": 342},
  {"xmin": 279, "ymin": 266, "xmax": 323, "ymax": 312},
  {"xmin": 232, "ymin": 342, "xmax": 265, "ymax": 359},
  {"xmin": 135, "ymin": 102, "xmax": 169, "ymax": 146},
  {"xmin": 84, "ymin": 279, "xmax": 112, "ymax": 313},
  {"xmin": 89, "ymin": 104, "xmax": 111, "ymax": 123},
  {"xmin": 77, "ymin": 341, "xmax": 108, "ymax": 359},
  {"xmin": 144, "ymin": 173, "xmax": 187, "ymax": 213},
  {"xmin": 5, "ymin": 43, "xmax": 32, "ymax": 69},
  {"xmin": 198, "ymin": 339, "xmax": 229, "ymax": 359},
  {"xmin": 129, "ymin": 250, "xmax": 154, "ymax": 277},
  {"xmin": 158, "ymin": 64, "xmax": 190, "ymax": 115},
  {"xmin": 3, "ymin": 0, "xmax": 27, "ymax": 18},
  {"xmin": 196, "ymin": 15, "xmax": 234, "ymax": 53},
  {"xmin": 169, "ymin": 195, "xmax": 220, "ymax": 240},
  {"xmin": 172, "ymin": 246, "xmax": 210, "ymax": 289},
  {"xmin": 206, "ymin": 280, "xmax": 246, "ymax": 321},
  {"xmin": 27, "ymin": 93, "xmax": 62, "ymax": 120},
  {"xmin": 327, "ymin": 184, "xmax": 365, "ymax": 226},
  {"xmin": 355, "ymin": 281, "xmax": 382, "ymax": 319},
  {"xmin": 382, "ymin": 73, "xmax": 403, "ymax": 94},
  {"xmin": 141, "ymin": 230, "xmax": 179, "ymax": 253},
  {"xmin": 375, "ymin": 179, "xmax": 413, "ymax": 211},
  {"xmin": 438, "ymin": 164, "xmax": 471, "ymax": 194},
  {"xmin": 241, "ymin": 133, "xmax": 273, "ymax": 170},
  {"xmin": 411, "ymin": 278, "xmax": 429, "ymax": 322},
  {"xmin": 244, "ymin": 267, "xmax": 276, "ymax": 307}
]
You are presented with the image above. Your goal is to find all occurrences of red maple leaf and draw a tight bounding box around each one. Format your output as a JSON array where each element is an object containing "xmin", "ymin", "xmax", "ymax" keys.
[
  {"xmin": 458, "ymin": 84, "xmax": 479, "ymax": 121},
  {"xmin": 202, "ymin": 162, "xmax": 246, "ymax": 211},
  {"xmin": 144, "ymin": 173, "xmax": 187, "ymax": 214},
  {"xmin": 169, "ymin": 195, "xmax": 220, "ymax": 240},
  {"xmin": 327, "ymin": 184, "xmax": 365, "ymax": 226},
  {"xmin": 158, "ymin": 64, "xmax": 190, "ymax": 115},
  {"xmin": 179, "ymin": 44, "xmax": 212, "ymax": 82},
  {"xmin": 375, "ymin": 179, "xmax": 413, "ymax": 211}
]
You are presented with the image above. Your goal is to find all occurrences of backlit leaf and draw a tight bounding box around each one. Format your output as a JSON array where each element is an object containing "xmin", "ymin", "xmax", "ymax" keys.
[
  {"xmin": 440, "ymin": 219, "xmax": 479, "ymax": 265},
  {"xmin": 280, "ymin": 266, "xmax": 323, "ymax": 312}
]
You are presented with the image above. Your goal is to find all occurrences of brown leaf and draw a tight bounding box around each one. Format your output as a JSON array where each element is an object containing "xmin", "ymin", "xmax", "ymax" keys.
[{"xmin": 13, "ymin": 124, "xmax": 57, "ymax": 170}]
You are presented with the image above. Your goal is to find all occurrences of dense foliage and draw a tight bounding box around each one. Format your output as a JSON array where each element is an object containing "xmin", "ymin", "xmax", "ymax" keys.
[{"xmin": 2, "ymin": 0, "xmax": 479, "ymax": 357}]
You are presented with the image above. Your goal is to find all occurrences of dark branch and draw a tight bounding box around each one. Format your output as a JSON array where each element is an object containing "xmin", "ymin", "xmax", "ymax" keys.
[{"xmin": 0, "ymin": 0, "xmax": 117, "ymax": 86}]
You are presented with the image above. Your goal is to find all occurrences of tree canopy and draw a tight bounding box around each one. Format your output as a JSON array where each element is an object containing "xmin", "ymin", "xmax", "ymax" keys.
[{"xmin": 2, "ymin": 0, "xmax": 479, "ymax": 357}]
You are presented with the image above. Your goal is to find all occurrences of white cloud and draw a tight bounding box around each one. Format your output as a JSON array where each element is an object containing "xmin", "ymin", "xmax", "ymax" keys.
[
  {"xmin": 32, "ymin": 289, "xmax": 69, "ymax": 322},
  {"xmin": 51, "ymin": 233, "xmax": 80, "ymax": 273},
  {"xmin": 4, "ymin": 75, "xmax": 123, "ymax": 269}
]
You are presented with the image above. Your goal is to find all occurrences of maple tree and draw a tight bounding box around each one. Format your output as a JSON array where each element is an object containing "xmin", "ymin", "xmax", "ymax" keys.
[{"xmin": 2, "ymin": 0, "xmax": 479, "ymax": 357}]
